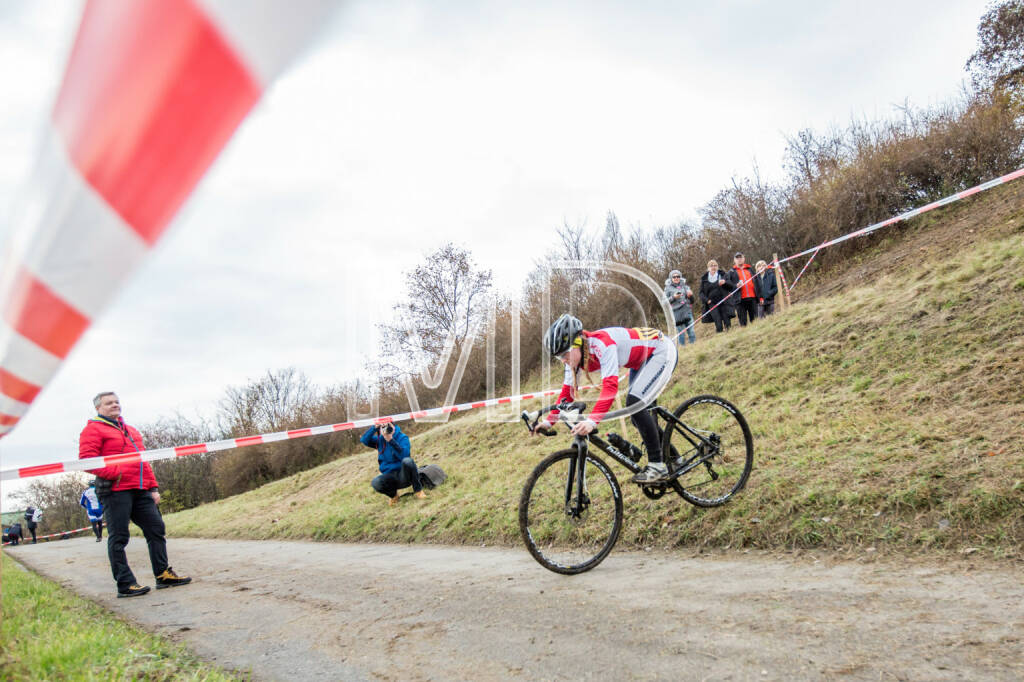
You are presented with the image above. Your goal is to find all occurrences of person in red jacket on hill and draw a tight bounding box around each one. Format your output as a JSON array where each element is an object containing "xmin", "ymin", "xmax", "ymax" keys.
[
  {"xmin": 730, "ymin": 252, "xmax": 758, "ymax": 327},
  {"xmin": 79, "ymin": 391, "xmax": 191, "ymax": 598}
]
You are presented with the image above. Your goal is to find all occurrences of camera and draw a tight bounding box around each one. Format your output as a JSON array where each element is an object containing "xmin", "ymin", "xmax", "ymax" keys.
[{"xmin": 378, "ymin": 423, "xmax": 394, "ymax": 435}]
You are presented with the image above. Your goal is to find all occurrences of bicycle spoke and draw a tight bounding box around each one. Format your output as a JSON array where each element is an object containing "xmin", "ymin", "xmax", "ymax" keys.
[
  {"xmin": 664, "ymin": 395, "xmax": 753, "ymax": 507},
  {"xmin": 519, "ymin": 450, "xmax": 622, "ymax": 574}
]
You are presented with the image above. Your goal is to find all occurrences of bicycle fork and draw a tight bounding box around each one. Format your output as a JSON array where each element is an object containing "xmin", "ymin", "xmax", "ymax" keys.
[{"xmin": 564, "ymin": 436, "xmax": 591, "ymax": 518}]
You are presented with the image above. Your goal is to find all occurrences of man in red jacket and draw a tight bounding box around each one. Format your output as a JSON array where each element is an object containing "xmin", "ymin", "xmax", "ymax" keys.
[
  {"xmin": 730, "ymin": 252, "xmax": 758, "ymax": 327},
  {"xmin": 79, "ymin": 392, "xmax": 191, "ymax": 598}
]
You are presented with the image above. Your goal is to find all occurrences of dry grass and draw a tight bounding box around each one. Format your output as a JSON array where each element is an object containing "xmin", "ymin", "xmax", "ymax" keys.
[{"xmin": 166, "ymin": 183, "xmax": 1024, "ymax": 562}]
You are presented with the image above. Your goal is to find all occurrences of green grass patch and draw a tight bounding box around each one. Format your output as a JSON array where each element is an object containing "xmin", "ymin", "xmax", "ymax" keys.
[{"xmin": 0, "ymin": 554, "xmax": 241, "ymax": 681}]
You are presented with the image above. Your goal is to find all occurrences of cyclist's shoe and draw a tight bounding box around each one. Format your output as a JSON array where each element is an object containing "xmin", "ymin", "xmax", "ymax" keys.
[
  {"xmin": 632, "ymin": 462, "xmax": 669, "ymax": 484},
  {"xmin": 117, "ymin": 584, "xmax": 151, "ymax": 598},
  {"xmin": 155, "ymin": 567, "xmax": 192, "ymax": 589}
]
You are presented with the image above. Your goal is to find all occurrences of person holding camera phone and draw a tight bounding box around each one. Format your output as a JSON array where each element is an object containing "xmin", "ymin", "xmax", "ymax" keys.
[{"xmin": 361, "ymin": 421, "xmax": 425, "ymax": 505}]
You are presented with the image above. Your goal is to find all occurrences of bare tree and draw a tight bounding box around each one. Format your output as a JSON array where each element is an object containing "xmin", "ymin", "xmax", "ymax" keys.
[
  {"xmin": 143, "ymin": 412, "xmax": 222, "ymax": 512},
  {"xmin": 218, "ymin": 367, "xmax": 317, "ymax": 436},
  {"xmin": 967, "ymin": 0, "xmax": 1024, "ymax": 94},
  {"xmin": 379, "ymin": 243, "xmax": 493, "ymax": 375},
  {"xmin": 699, "ymin": 163, "xmax": 794, "ymax": 259}
]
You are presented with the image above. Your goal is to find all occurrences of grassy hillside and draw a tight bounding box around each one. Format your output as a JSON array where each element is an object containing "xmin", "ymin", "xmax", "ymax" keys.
[{"xmin": 165, "ymin": 182, "xmax": 1024, "ymax": 560}]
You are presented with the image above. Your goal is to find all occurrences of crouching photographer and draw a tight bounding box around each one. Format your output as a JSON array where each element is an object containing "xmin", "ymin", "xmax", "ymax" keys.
[{"xmin": 360, "ymin": 422, "xmax": 425, "ymax": 505}]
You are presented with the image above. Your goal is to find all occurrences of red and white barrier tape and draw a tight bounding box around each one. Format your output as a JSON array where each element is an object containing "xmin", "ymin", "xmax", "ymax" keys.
[
  {"xmin": 0, "ymin": 0, "xmax": 336, "ymax": 439},
  {"xmin": 7, "ymin": 162, "xmax": 1024, "ymax": 480},
  {"xmin": 0, "ymin": 386, "xmax": 605, "ymax": 482},
  {"xmin": 11, "ymin": 162, "xmax": 1013, "ymax": 478},
  {"xmin": 788, "ymin": 246, "xmax": 821, "ymax": 291},
  {"xmin": 777, "ymin": 167, "xmax": 1024, "ymax": 284},
  {"xmin": 2, "ymin": 524, "xmax": 96, "ymax": 546}
]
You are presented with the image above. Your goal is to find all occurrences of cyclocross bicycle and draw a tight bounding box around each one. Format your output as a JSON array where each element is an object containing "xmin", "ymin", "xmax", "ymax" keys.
[{"xmin": 518, "ymin": 395, "xmax": 753, "ymax": 574}]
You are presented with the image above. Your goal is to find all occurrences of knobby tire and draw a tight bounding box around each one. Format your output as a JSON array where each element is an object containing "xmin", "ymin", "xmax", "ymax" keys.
[{"xmin": 519, "ymin": 448, "xmax": 623, "ymax": 574}]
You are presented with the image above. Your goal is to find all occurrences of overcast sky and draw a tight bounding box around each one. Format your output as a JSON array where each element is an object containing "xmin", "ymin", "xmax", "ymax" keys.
[{"xmin": 0, "ymin": 0, "xmax": 992, "ymax": 507}]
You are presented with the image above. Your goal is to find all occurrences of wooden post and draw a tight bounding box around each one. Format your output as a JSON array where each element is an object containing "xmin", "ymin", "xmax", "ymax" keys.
[{"xmin": 773, "ymin": 253, "xmax": 792, "ymax": 311}]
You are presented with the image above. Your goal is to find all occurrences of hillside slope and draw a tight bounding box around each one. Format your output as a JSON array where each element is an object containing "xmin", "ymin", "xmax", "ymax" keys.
[{"xmin": 166, "ymin": 182, "xmax": 1024, "ymax": 560}]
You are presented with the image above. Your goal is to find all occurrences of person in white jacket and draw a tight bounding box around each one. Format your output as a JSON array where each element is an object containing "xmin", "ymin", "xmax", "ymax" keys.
[
  {"xmin": 24, "ymin": 506, "xmax": 42, "ymax": 543},
  {"xmin": 80, "ymin": 483, "xmax": 105, "ymax": 542}
]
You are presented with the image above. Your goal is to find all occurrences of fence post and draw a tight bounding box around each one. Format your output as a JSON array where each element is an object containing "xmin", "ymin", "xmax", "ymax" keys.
[{"xmin": 773, "ymin": 253, "xmax": 792, "ymax": 311}]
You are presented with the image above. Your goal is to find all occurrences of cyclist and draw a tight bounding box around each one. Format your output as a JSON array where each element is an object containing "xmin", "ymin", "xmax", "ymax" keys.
[{"xmin": 534, "ymin": 314, "xmax": 678, "ymax": 483}]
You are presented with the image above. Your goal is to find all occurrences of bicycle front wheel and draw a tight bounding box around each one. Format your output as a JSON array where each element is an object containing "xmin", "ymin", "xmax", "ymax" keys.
[
  {"xmin": 519, "ymin": 448, "xmax": 623, "ymax": 574},
  {"xmin": 663, "ymin": 394, "xmax": 753, "ymax": 507}
]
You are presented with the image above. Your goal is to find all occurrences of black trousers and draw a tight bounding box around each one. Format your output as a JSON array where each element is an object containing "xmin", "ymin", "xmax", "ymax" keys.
[
  {"xmin": 736, "ymin": 298, "xmax": 758, "ymax": 326},
  {"xmin": 371, "ymin": 458, "xmax": 422, "ymax": 498},
  {"xmin": 104, "ymin": 490, "xmax": 168, "ymax": 590},
  {"xmin": 708, "ymin": 305, "xmax": 732, "ymax": 333},
  {"xmin": 27, "ymin": 523, "xmax": 37, "ymax": 543},
  {"xmin": 91, "ymin": 520, "xmax": 104, "ymax": 539}
]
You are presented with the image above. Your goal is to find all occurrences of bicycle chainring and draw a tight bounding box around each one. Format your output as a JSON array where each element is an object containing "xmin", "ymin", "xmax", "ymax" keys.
[{"xmin": 641, "ymin": 485, "xmax": 668, "ymax": 500}]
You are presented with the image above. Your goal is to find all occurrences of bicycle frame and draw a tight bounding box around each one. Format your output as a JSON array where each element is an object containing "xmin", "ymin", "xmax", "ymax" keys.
[
  {"xmin": 534, "ymin": 402, "xmax": 726, "ymax": 515},
  {"xmin": 651, "ymin": 405, "xmax": 724, "ymax": 482}
]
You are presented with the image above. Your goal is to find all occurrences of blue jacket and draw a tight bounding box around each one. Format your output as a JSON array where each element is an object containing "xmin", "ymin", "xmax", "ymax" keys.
[{"xmin": 360, "ymin": 424, "xmax": 412, "ymax": 474}]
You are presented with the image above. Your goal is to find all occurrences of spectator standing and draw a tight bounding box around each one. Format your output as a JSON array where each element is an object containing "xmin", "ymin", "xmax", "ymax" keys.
[
  {"xmin": 664, "ymin": 270, "xmax": 696, "ymax": 346},
  {"xmin": 24, "ymin": 505, "xmax": 41, "ymax": 543},
  {"xmin": 80, "ymin": 482, "xmax": 105, "ymax": 542},
  {"xmin": 730, "ymin": 252, "xmax": 758, "ymax": 327},
  {"xmin": 754, "ymin": 260, "xmax": 778, "ymax": 318},
  {"xmin": 362, "ymin": 422, "xmax": 425, "ymax": 505},
  {"xmin": 699, "ymin": 260, "xmax": 736, "ymax": 333},
  {"xmin": 79, "ymin": 391, "xmax": 191, "ymax": 598}
]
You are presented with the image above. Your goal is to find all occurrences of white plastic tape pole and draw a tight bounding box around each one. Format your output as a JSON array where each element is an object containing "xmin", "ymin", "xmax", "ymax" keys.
[{"xmin": 0, "ymin": 0, "xmax": 337, "ymax": 439}]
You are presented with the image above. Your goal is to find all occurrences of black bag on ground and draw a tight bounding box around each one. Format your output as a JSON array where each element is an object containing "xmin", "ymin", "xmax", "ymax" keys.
[{"xmin": 417, "ymin": 464, "xmax": 447, "ymax": 490}]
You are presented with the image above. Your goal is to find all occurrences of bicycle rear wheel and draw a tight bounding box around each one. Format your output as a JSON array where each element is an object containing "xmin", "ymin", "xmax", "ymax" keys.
[
  {"xmin": 663, "ymin": 394, "xmax": 753, "ymax": 507},
  {"xmin": 519, "ymin": 448, "xmax": 623, "ymax": 574}
]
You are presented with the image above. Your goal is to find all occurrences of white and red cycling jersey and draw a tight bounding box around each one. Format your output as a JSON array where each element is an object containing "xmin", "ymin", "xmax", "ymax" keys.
[{"xmin": 547, "ymin": 326, "xmax": 671, "ymax": 425}]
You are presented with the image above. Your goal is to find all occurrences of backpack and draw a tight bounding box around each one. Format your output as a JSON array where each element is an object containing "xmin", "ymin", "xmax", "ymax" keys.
[{"xmin": 417, "ymin": 464, "xmax": 447, "ymax": 490}]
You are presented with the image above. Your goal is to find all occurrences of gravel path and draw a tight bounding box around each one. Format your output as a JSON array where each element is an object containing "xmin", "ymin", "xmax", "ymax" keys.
[{"xmin": 9, "ymin": 537, "xmax": 1023, "ymax": 681}]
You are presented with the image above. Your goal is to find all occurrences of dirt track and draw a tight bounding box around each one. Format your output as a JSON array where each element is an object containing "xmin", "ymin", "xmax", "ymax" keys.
[{"xmin": 8, "ymin": 537, "xmax": 1023, "ymax": 681}]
